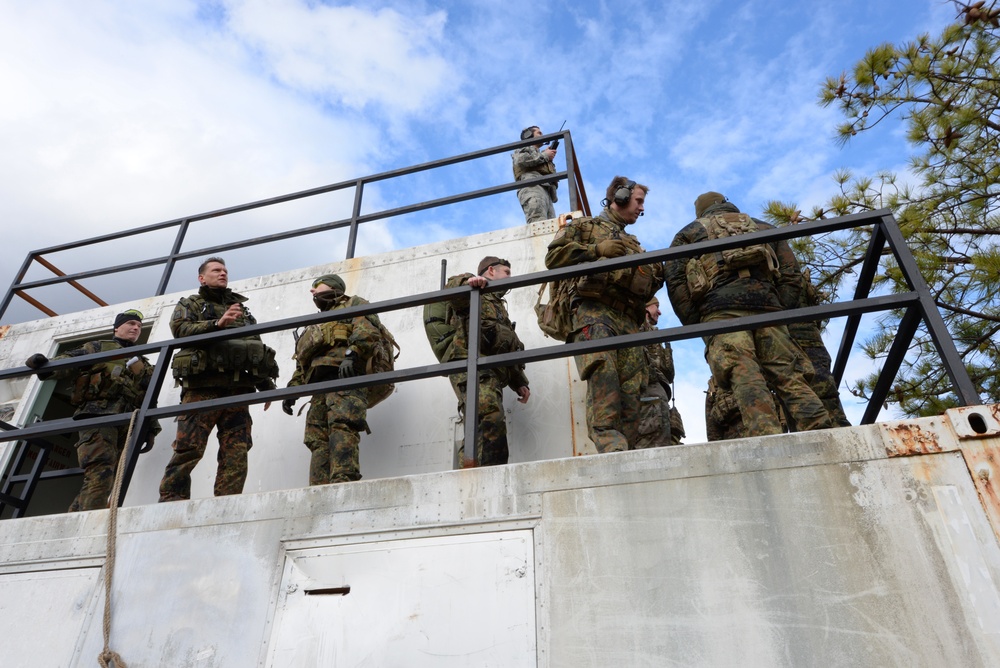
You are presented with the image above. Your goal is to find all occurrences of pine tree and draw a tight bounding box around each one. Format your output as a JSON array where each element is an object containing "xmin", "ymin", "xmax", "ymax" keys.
[{"xmin": 765, "ymin": 1, "xmax": 999, "ymax": 416}]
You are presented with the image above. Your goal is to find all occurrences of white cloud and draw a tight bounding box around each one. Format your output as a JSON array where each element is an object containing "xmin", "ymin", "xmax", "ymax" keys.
[{"xmin": 222, "ymin": 0, "xmax": 456, "ymax": 114}]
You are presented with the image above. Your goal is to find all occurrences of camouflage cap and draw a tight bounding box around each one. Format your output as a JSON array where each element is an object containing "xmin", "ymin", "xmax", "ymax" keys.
[
  {"xmin": 646, "ymin": 296, "xmax": 660, "ymax": 306},
  {"xmin": 694, "ymin": 191, "xmax": 727, "ymax": 218},
  {"xmin": 478, "ymin": 256, "xmax": 511, "ymax": 275},
  {"xmin": 312, "ymin": 274, "xmax": 346, "ymax": 292},
  {"xmin": 113, "ymin": 309, "xmax": 143, "ymax": 329}
]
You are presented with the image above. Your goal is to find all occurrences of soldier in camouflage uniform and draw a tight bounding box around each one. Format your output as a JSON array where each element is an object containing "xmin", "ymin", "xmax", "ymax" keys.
[
  {"xmin": 545, "ymin": 176, "xmax": 664, "ymax": 452},
  {"xmin": 665, "ymin": 192, "xmax": 831, "ymax": 437},
  {"xmin": 159, "ymin": 257, "xmax": 278, "ymax": 501},
  {"xmin": 444, "ymin": 257, "xmax": 530, "ymax": 466},
  {"xmin": 512, "ymin": 126, "xmax": 558, "ymax": 223},
  {"xmin": 281, "ymin": 274, "xmax": 381, "ymax": 485},
  {"xmin": 637, "ymin": 297, "xmax": 685, "ymax": 447},
  {"xmin": 787, "ymin": 270, "xmax": 851, "ymax": 428},
  {"xmin": 25, "ymin": 309, "xmax": 159, "ymax": 511}
]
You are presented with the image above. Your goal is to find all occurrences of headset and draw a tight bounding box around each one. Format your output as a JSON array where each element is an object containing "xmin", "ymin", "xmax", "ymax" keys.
[
  {"xmin": 520, "ymin": 126, "xmax": 538, "ymax": 141},
  {"xmin": 612, "ymin": 179, "xmax": 636, "ymax": 207}
]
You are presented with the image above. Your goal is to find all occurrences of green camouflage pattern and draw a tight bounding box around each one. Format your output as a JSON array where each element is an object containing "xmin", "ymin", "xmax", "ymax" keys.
[
  {"xmin": 302, "ymin": 389, "xmax": 368, "ymax": 485},
  {"xmin": 451, "ymin": 372, "xmax": 508, "ymax": 467},
  {"xmin": 158, "ymin": 387, "xmax": 253, "ymax": 501},
  {"xmin": 545, "ymin": 207, "xmax": 663, "ymax": 452},
  {"xmin": 67, "ymin": 426, "xmax": 126, "ymax": 512},
  {"xmin": 545, "ymin": 208, "xmax": 665, "ymax": 326},
  {"xmin": 289, "ymin": 293, "xmax": 377, "ymax": 484},
  {"xmin": 787, "ymin": 271, "xmax": 851, "ymax": 429},
  {"xmin": 512, "ymin": 145, "xmax": 557, "ymax": 223},
  {"xmin": 42, "ymin": 338, "xmax": 158, "ymax": 512},
  {"xmin": 703, "ymin": 310, "xmax": 832, "ymax": 436},
  {"xmin": 170, "ymin": 286, "xmax": 277, "ymax": 391},
  {"xmin": 664, "ymin": 210, "xmax": 802, "ymax": 326},
  {"xmin": 571, "ymin": 301, "xmax": 647, "ymax": 452},
  {"xmin": 636, "ymin": 321, "xmax": 683, "ymax": 447},
  {"xmin": 442, "ymin": 273, "xmax": 529, "ymax": 466}
]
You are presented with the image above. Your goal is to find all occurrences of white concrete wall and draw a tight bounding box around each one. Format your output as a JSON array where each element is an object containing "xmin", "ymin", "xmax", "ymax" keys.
[
  {"xmin": 0, "ymin": 410, "xmax": 998, "ymax": 666},
  {"xmin": 0, "ymin": 220, "xmax": 593, "ymax": 507}
]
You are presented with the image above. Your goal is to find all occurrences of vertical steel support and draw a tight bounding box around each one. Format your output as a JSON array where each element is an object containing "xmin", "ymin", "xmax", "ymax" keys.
[
  {"xmin": 117, "ymin": 344, "xmax": 175, "ymax": 505},
  {"xmin": 346, "ymin": 179, "xmax": 364, "ymax": 260},
  {"xmin": 463, "ymin": 289, "xmax": 482, "ymax": 468},
  {"xmin": 156, "ymin": 219, "xmax": 191, "ymax": 296},
  {"xmin": 0, "ymin": 254, "xmax": 37, "ymax": 324},
  {"xmin": 833, "ymin": 222, "xmax": 886, "ymax": 385},
  {"xmin": 861, "ymin": 306, "xmax": 921, "ymax": 424}
]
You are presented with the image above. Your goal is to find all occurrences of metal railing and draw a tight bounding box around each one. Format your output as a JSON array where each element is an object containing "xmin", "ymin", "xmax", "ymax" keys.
[
  {"xmin": 0, "ymin": 130, "xmax": 588, "ymax": 324},
  {"xmin": 0, "ymin": 162, "xmax": 979, "ymax": 518}
]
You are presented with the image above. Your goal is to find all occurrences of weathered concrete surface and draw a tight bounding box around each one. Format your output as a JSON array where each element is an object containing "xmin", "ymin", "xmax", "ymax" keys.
[{"xmin": 0, "ymin": 411, "xmax": 998, "ymax": 666}]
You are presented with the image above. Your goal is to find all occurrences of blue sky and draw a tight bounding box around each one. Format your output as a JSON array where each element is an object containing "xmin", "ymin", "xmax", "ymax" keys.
[{"xmin": 0, "ymin": 0, "xmax": 957, "ymax": 438}]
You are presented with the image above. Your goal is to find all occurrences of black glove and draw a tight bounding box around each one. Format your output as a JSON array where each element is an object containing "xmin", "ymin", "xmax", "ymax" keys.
[
  {"xmin": 25, "ymin": 353, "xmax": 49, "ymax": 369},
  {"xmin": 339, "ymin": 354, "xmax": 358, "ymax": 378},
  {"xmin": 282, "ymin": 398, "xmax": 296, "ymax": 415}
]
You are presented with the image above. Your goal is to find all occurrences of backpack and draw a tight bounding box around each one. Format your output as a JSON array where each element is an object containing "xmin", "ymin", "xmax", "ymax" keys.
[
  {"xmin": 534, "ymin": 279, "xmax": 575, "ymax": 342},
  {"xmin": 423, "ymin": 300, "xmax": 456, "ymax": 363},
  {"xmin": 685, "ymin": 212, "xmax": 780, "ymax": 300},
  {"xmin": 363, "ymin": 314, "xmax": 400, "ymax": 408}
]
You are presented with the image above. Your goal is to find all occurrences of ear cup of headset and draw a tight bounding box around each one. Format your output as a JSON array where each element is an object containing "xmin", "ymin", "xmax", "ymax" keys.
[{"xmin": 613, "ymin": 180, "xmax": 635, "ymax": 206}]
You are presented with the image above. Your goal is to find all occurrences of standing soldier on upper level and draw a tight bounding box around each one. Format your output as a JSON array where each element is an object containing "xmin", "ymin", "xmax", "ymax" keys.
[
  {"xmin": 664, "ymin": 192, "xmax": 831, "ymax": 438},
  {"xmin": 545, "ymin": 176, "xmax": 664, "ymax": 452},
  {"xmin": 637, "ymin": 296, "xmax": 685, "ymax": 448},
  {"xmin": 786, "ymin": 269, "xmax": 851, "ymax": 429},
  {"xmin": 159, "ymin": 257, "xmax": 279, "ymax": 502},
  {"xmin": 443, "ymin": 256, "xmax": 530, "ymax": 467},
  {"xmin": 512, "ymin": 125, "xmax": 558, "ymax": 223},
  {"xmin": 281, "ymin": 274, "xmax": 384, "ymax": 486},
  {"xmin": 25, "ymin": 309, "xmax": 159, "ymax": 511}
]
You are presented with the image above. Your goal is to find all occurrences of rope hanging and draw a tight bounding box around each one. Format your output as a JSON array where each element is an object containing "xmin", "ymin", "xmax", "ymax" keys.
[{"xmin": 98, "ymin": 409, "xmax": 139, "ymax": 668}]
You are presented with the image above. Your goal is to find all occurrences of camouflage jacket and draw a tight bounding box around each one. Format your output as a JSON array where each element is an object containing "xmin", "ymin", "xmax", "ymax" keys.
[
  {"xmin": 288, "ymin": 295, "xmax": 380, "ymax": 387},
  {"xmin": 170, "ymin": 286, "xmax": 275, "ymax": 390},
  {"xmin": 444, "ymin": 273, "xmax": 529, "ymax": 391},
  {"xmin": 664, "ymin": 206, "xmax": 801, "ymax": 326},
  {"xmin": 511, "ymin": 145, "xmax": 557, "ymax": 201},
  {"xmin": 43, "ymin": 339, "xmax": 158, "ymax": 429},
  {"xmin": 640, "ymin": 321, "xmax": 675, "ymax": 388},
  {"xmin": 545, "ymin": 207, "xmax": 664, "ymax": 324}
]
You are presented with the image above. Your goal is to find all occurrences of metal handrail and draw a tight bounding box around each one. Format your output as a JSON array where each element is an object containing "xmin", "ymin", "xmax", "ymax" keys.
[{"xmin": 0, "ymin": 130, "xmax": 584, "ymax": 322}]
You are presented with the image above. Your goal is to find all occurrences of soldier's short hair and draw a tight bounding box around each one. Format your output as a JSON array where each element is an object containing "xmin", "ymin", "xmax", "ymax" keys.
[{"xmin": 198, "ymin": 256, "xmax": 227, "ymax": 275}]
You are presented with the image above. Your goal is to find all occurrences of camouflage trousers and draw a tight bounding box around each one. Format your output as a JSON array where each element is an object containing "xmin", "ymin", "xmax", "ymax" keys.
[
  {"xmin": 572, "ymin": 301, "xmax": 647, "ymax": 453},
  {"xmin": 636, "ymin": 382, "xmax": 685, "ymax": 448},
  {"xmin": 68, "ymin": 426, "xmax": 126, "ymax": 512},
  {"xmin": 159, "ymin": 387, "xmax": 253, "ymax": 501},
  {"xmin": 303, "ymin": 389, "xmax": 368, "ymax": 486},
  {"xmin": 517, "ymin": 184, "xmax": 555, "ymax": 223},
  {"xmin": 704, "ymin": 311, "xmax": 832, "ymax": 437},
  {"xmin": 450, "ymin": 371, "xmax": 508, "ymax": 467},
  {"xmin": 799, "ymin": 343, "xmax": 851, "ymax": 428}
]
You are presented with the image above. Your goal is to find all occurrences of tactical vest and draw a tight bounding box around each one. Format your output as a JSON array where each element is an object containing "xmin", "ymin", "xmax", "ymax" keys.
[
  {"xmin": 571, "ymin": 217, "xmax": 657, "ymax": 304},
  {"xmin": 685, "ymin": 213, "xmax": 780, "ymax": 301},
  {"xmin": 511, "ymin": 147, "xmax": 556, "ymax": 181},
  {"xmin": 294, "ymin": 296, "xmax": 400, "ymax": 408},
  {"xmin": 70, "ymin": 341, "xmax": 147, "ymax": 407}
]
